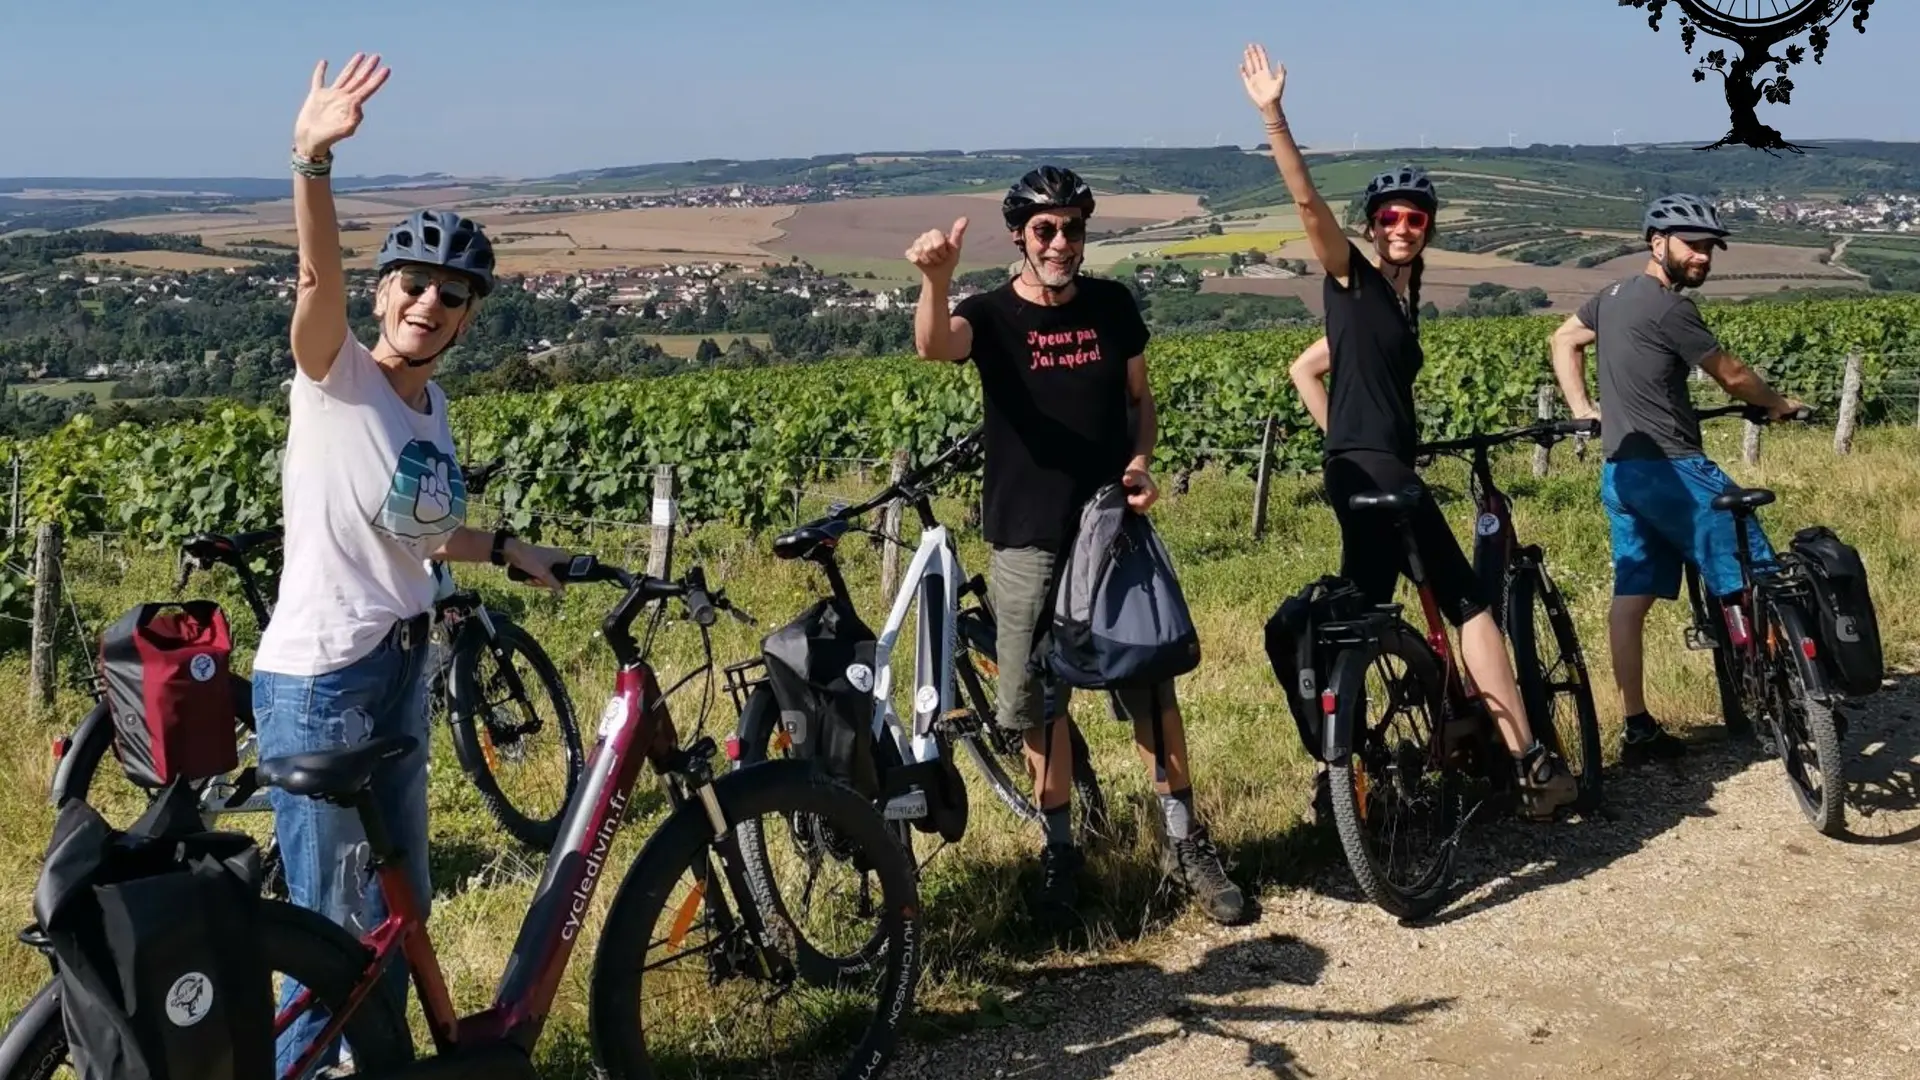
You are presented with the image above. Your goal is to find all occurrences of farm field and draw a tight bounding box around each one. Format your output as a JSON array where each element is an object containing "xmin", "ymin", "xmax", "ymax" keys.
[{"xmin": 63, "ymin": 249, "xmax": 260, "ymax": 272}]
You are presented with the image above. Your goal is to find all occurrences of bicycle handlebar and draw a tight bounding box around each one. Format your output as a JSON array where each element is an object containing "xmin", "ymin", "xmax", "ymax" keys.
[
  {"xmin": 1417, "ymin": 417, "xmax": 1598, "ymax": 457},
  {"xmin": 1695, "ymin": 403, "xmax": 1816, "ymax": 425},
  {"xmin": 507, "ymin": 556, "xmax": 754, "ymax": 629},
  {"xmin": 833, "ymin": 425, "xmax": 985, "ymax": 521}
]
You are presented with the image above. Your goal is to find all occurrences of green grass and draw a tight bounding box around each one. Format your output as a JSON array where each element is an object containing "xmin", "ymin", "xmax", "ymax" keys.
[
  {"xmin": 13, "ymin": 378, "xmax": 121, "ymax": 401},
  {"xmin": 796, "ymin": 255, "xmax": 931, "ymax": 292},
  {"xmin": 1, "ymin": 424, "xmax": 1915, "ymax": 1072}
]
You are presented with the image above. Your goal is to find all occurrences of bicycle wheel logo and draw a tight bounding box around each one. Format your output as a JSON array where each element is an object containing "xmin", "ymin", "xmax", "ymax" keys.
[
  {"xmin": 166, "ymin": 972, "xmax": 213, "ymax": 1027},
  {"xmin": 845, "ymin": 663, "xmax": 874, "ymax": 693},
  {"xmin": 1475, "ymin": 513, "xmax": 1500, "ymax": 537},
  {"xmin": 189, "ymin": 654, "xmax": 217, "ymax": 682}
]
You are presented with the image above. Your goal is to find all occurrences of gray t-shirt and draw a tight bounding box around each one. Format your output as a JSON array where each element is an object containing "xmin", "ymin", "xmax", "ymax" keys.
[{"xmin": 1577, "ymin": 274, "xmax": 1724, "ymax": 461}]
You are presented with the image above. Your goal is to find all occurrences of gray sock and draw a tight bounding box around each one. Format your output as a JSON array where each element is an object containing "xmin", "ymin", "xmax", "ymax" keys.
[
  {"xmin": 1043, "ymin": 804, "xmax": 1074, "ymax": 847},
  {"xmin": 1160, "ymin": 787, "xmax": 1195, "ymax": 842}
]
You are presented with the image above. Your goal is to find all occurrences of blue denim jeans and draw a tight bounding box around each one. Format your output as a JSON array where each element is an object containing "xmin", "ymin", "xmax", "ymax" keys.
[{"xmin": 254, "ymin": 632, "xmax": 433, "ymax": 1074}]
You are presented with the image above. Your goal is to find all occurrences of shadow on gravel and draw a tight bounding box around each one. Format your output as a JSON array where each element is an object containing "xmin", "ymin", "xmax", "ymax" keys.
[
  {"xmin": 1306, "ymin": 726, "xmax": 1759, "ymax": 929},
  {"xmin": 1836, "ymin": 672, "xmax": 1920, "ymax": 845},
  {"xmin": 900, "ymin": 933, "xmax": 1453, "ymax": 1080}
]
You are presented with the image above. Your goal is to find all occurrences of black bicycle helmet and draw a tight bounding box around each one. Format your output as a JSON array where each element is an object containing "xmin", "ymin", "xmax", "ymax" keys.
[
  {"xmin": 1362, "ymin": 165, "xmax": 1438, "ymax": 219},
  {"xmin": 1001, "ymin": 166, "xmax": 1096, "ymax": 230},
  {"xmin": 375, "ymin": 209, "xmax": 497, "ymax": 297},
  {"xmin": 1643, "ymin": 193, "xmax": 1729, "ymax": 245}
]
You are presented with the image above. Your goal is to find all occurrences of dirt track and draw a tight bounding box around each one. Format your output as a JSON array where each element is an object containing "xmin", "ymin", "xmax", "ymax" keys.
[{"xmin": 890, "ymin": 678, "xmax": 1920, "ymax": 1080}]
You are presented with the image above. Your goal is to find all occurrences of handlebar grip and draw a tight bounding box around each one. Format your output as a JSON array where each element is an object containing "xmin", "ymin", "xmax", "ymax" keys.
[
  {"xmin": 685, "ymin": 588, "xmax": 717, "ymax": 627},
  {"xmin": 1553, "ymin": 418, "xmax": 1600, "ymax": 437}
]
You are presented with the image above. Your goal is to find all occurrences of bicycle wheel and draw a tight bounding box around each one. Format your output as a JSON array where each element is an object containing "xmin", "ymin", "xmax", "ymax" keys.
[
  {"xmin": 1766, "ymin": 599, "xmax": 1847, "ymax": 837},
  {"xmin": 447, "ymin": 616, "xmax": 584, "ymax": 852},
  {"xmin": 1325, "ymin": 620, "xmax": 1466, "ymax": 922},
  {"xmin": 732, "ymin": 682, "xmax": 908, "ymax": 984},
  {"xmin": 1686, "ymin": 565, "xmax": 1751, "ymax": 736},
  {"xmin": 590, "ymin": 758, "xmax": 921, "ymax": 1080},
  {"xmin": 952, "ymin": 610, "xmax": 1109, "ymax": 847},
  {"xmin": 1506, "ymin": 558, "xmax": 1604, "ymax": 811},
  {"xmin": 0, "ymin": 899, "xmax": 413, "ymax": 1080}
]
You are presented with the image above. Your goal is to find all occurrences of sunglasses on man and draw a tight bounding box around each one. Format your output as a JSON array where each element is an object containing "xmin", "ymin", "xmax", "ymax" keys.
[
  {"xmin": 396, "ymin": 268, "xmax": 473, "ymax": 309},
  {"xmin": 1028, "ymin": 218, "xmax": 1088, "ymax": 245}
]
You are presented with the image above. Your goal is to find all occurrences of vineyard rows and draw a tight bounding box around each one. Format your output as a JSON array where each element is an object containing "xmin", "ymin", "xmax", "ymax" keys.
[{"xmin": 4, "ymin": 297, "xmax": 1918, "ymax": 548}]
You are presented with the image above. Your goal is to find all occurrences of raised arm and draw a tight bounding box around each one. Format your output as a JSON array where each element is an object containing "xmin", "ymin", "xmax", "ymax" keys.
[
  {"xmin": 1549, "ymin": 313, "xmax": 1600, "ymax": 420},
  {"xmin": 289, "ymin": 54, "xmax": 390, "ymax": 381},
  {"xmin": 1239, "ymin": 44, "xmax": 1351, "ymax": 284},
  {"xmin": 906, "ymin": 217, "xmax": 974, "ymax": 362},
  {"xmin": 1290, "ymin": 334, "xmax": 1331, "ymax": 432}
]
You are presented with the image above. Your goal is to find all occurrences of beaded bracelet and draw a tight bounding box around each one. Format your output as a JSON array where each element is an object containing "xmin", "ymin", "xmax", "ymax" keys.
[{"xmin": 290, "ymin": 147, "xmax": 333, "ymax": 179}]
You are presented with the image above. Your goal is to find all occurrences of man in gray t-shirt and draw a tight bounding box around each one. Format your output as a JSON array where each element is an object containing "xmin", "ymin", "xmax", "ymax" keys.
[{"xmin": 1548, "ymin": 193, "xmax": 1804, "ymax": 765}]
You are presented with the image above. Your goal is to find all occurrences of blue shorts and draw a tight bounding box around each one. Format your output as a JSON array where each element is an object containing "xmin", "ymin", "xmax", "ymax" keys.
[{"xmin": 1600, "ymin": 455, "xmax": 1776, "ymax": 600}]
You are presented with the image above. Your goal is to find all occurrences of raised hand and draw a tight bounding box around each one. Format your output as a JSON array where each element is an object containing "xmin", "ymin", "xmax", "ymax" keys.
[
  {"xmin": 294, "ymin": 53, "xmax": 391, "ymax": 159},
  {"xmin": 905, "ymin": 217, "xmax": 968, "ymax": 281},
  {"xmin": 1239, "ymin": 43, "xmax": 1286, "ymax": 112}
]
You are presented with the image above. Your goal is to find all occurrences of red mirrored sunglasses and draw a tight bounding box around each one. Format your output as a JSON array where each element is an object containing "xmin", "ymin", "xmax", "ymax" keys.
[{"xmin": 1373, "ymin": 207, "xmax": 1430, "ymax": 231}]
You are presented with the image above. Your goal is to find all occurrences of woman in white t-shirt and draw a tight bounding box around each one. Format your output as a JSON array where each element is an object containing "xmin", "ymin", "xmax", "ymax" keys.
[{"xmin": 256, "ymin": 52, "xmax": 568, "ymax": 1071}]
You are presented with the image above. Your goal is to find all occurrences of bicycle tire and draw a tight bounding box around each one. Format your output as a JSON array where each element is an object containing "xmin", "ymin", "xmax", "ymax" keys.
[
  {"xmin": 1767, "ymin": 600, "xmax": 1847, "ymax": 837},
  {"xmin": 1687, "ymin": 566, "xmax": 1752, "ymax": 736},
  {"xmin": 0, "ymin": 898, "xmax": 414, "ymax": 1080},
  {"xmin": 1325, "ymin": 620, "xmax": 1460, "ymax": 922},
  {"xmin": 447, "ymin": 616, "xmax": 584, "ymax": 852},
  {"xmin": 731, "ymin": 682, "xmax": 906, "ymax": 984},
  {"xmin": 1506, "ymin": 560, "xmax": 1605, "ymax": 811},
  {"xmin": 952, "ymin": 610, "xmax": 1108, "ymax": 848},
  {"xmin": 590, "ymin": 758, "xmax": 921, "ymax": 1080}
]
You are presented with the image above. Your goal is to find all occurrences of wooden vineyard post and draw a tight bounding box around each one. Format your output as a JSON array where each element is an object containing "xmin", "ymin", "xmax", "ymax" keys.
[
  {"xmin": 879, "ymin": 449, "xmax": 908, "ymax": 598},
  {"xmin": 29, "ymin": 523, "xmax": 61, "ymax": 717},
  {"xmin": 648, "ymin": 464, "xmax": 676, "ymax": 580},
  {"xmin": 1252, "ymin": 416, "xmax": 1276, "ymax": 540},
  {"xmin": 1834, "ymin": 351, "xmax": 1862, "ymax": 455},
  {"xmin": 1533, "ymin": 385, "xmax": 1553, "ymax": 478}
]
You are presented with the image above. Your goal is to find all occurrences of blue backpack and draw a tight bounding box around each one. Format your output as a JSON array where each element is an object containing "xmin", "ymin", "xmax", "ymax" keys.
[{"xmin": 1044, "ymin": 482, "xmax": 1201, "ymax": 690}]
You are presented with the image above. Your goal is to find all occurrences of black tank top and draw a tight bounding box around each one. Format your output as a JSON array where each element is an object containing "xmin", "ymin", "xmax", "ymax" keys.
[{"xmin": 1322, "ymin": 240, "xmax": 1423, "ymax": 463}]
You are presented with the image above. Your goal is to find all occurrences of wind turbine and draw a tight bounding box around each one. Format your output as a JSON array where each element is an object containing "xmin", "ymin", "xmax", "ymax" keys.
[
  {"xmin": 1507, "ymin": 130, "xmax": 1518, "ymax": 148},
  {"xmin": 1419, "ymin": 133, "xmax": 1428, "ymax": 149},
  {"xmin": 1351, "ymin": 131, "xmax": 1359, "ymax": 150},
  {"xmin": 1612, "ymin": 128, "xmax": 1625, "ymax": 146}
]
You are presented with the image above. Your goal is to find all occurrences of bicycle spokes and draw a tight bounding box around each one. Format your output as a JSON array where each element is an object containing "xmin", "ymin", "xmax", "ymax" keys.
[{"xmin": 1352, "ymin": 652, "xmax": 1464, "ymax": 898}]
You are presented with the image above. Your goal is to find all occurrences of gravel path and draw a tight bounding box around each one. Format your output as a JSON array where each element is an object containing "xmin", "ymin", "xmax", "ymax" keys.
[{"xmin": 888, "ymin": 679, "xmax": 1920, "ymax": 1080}]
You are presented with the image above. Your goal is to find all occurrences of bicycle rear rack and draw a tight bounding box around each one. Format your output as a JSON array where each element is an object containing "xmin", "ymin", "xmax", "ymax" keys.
[{"xmin": 723, "ymin": 657, "xmax": 769, "ymax": 716}]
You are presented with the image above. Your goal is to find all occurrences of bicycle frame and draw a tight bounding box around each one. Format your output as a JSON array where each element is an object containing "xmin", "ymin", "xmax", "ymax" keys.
[
  {"xmin": 867, "ymin": 523, "xmax": 962, "ymax": 807},
  {"xmin": 277, "ymin": 568, "xmax": 776, "ymax": 1080}
]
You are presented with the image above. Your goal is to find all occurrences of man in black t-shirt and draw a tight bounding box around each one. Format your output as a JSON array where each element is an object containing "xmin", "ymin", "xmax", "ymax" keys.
[
  {"xmin": 1550, "ymin": 193, "xmax": 1805, "ymax": 762},
  {"xmin": 906, "ymin": 166, "xmax": 1245, "ymax": 928}
]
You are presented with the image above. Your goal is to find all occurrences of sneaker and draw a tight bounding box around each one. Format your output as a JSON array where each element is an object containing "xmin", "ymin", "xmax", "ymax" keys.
[
  {"xmin": 1620, "ymin": 715, "xmax": 1687, "ymax": 764},
  {"xmin": 1035, "ymin": 842, "xmax": 1083, "ymax": 923},
  {"xmin": 1160, "ymin": 823, "xmax": 1248, "ymax": 925},
  {"xmin": 1515, "ymin": 741, "xmax": 1579, "ymax": 820}
]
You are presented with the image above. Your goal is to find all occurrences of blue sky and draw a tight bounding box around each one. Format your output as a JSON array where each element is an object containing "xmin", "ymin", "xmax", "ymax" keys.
[{"xmin": 0, "ymin": 1, "xmax": 1910, "ymax": 178}]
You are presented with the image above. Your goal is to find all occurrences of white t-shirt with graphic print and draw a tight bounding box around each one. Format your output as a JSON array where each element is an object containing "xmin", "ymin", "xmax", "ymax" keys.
[{"xmin": 253, "ymin": 335, "xmax": 467, "ymax": 677}]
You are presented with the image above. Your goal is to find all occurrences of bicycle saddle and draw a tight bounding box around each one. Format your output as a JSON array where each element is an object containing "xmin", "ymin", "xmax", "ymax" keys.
[
  {"xmin": 1347, "ymin": 485, "xmax": 1424, "ymax": 514},
  {"xmin": 1711, "ymin": 487, "xmax": 1775, "ymax": 513},
  {"xmin": 182, "ymin": 527, "xmax": 285, "ymax": 563},
  {"xmin": 773, "ymin": 517, "xmax": 851, "ymax": 562},
  {"xmin": 257, "ymin": 735, "xmax": 418, "ymax": 802}
]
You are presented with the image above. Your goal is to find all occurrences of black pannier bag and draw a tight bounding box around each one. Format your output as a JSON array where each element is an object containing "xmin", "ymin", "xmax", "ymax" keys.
[
  {"xmin": 761, "ymin": 594, "xmax": 882, "ymax": 797},
  {"xmin": 98, "ymin": 600, "xmax": 239, "ymax": 788},
  {"xmin": 1264, "ymin": 575, "xmax": 1372, "ymax": 761},
  {"xmin": 1790, "ymin": 525, "xmax": 1885, "ymax": 697},
  {"xmin": 31, "ymin": 779, "xmax": 273, "ymax": 1080}
]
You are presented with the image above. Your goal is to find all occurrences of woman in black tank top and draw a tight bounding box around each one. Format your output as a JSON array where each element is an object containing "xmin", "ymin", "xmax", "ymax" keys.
[{"xmin": 1238, "ymin": 42, "xmax": 1578, "ymax": 818}]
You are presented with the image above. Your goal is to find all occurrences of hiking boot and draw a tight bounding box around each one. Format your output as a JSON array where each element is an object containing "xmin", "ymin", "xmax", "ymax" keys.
[
  {"xmin": 1160, "ymin": 823, "xmax": 1248, "ymax": 925},
  {"xmin": 1035, "ymin": 842, "xmax": 1083, "ymax": 923},
  {"xmin": 1620, "ymin": 715, "xmax": 1687, "ymax": 764},
  {"xmin": 1515, "ymin": 741, "xmax": 1579, "ymax": 820}
]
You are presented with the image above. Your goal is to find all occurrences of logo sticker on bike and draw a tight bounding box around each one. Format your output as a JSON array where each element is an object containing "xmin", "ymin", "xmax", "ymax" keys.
[
  {"xmin": 914, "ymin": 686, "xmax": 939, "ymax": 715},
  {"xmin": 189, "ymin": 653, "xmax": 216, "ymax": 682},
  {"xmin": 845, "ymin": 663, "xmax": 874, "ymax": 692},
  {"xmin": 1476, "ymin": 513, "xmax": 1500, "ymax": 537},
  {"xmin": 598, "ymin": 695, "xmax": 626, "ymax": 738},
  {"xmin": 165, "ymin": 972, "xmax": 213, "ymax": 1027}
]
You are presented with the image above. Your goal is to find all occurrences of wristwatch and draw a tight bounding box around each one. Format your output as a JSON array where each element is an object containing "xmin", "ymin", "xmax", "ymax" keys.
[{"xmin": 489, "ymin": 527, "xmax": 515, "ymax": 567}]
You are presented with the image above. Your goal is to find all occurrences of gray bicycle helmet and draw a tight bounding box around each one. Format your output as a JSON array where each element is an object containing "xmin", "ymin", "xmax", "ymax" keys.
[
  {"xmin": 1362, "ymin": 165, "xmax": 1438, "ymax": 219},
  {"xmin": 375, "ymin": 209, "xmax": 497, "ymax": 297},
  {"xmin": 1001, "ymin": 166, "xmax": 1096, "ymax": 230},
  {"xmin": 1643, "ymin": 193, "xmax": 1729, "ymax": 246}
]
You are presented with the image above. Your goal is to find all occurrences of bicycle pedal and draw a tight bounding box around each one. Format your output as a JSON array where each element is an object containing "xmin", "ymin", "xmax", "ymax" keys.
[
  {"xmin": 882, "ymin": 790, "xmax": 928, "ymax": 821},
  {"xmin": 1683, "ymin": 626, "xmax": 1715, "ymax": 652}
]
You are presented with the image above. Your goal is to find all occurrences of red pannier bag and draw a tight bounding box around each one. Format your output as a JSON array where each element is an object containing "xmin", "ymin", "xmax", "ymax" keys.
[{"xmin": 98, "ymin": 601, "xmax": 238, "ymax": 788}]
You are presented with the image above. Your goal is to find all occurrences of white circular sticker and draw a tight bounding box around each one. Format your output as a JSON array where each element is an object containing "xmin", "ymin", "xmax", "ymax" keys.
[
  {"xmin": 166, "ymin": 972, "xmax": 213, "ymax": 1027},
  {"xmin": 845, "ymin": 664, "xmax": 874, "ymax": 693},
  {"xmin": 189, "ymin": 654, "xmax": 216, "ymax": 682},
  {"xmin": 1475, "ymin": 513, "xmax": 1500, "ymax": 537},
  {"xmin": 914, "ymin": 686, "xmax": 939, "ymax": 715}
]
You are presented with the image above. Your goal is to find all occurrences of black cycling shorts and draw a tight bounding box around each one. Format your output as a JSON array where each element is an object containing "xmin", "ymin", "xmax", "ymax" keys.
[{"xmin": 1321, "ymin": 450, "xmax": 1488, "ymax": 628}]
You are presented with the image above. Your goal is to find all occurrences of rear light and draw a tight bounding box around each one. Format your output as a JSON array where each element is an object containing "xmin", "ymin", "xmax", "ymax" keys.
[
  {"xmin": 51, "ymin": 736, "xmax": 68, "ymax": 762},
  {"xmin": 1801, "ymin": 638, "xmax": 1818, "ymax": 660},
  {"xmin": 724, "ymin": 735, "xmax": 741, "ymax": 762},
  {"xmin": 1320, "ymin": 690, "xmax": 1337, "ymax": 715}
]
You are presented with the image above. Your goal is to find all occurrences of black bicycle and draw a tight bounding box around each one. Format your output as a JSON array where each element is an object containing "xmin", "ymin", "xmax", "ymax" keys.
[
  {"xmin": 1415, "ymin": 418, "xmax": 1606, "ymax": 811},
  {"xmin": 1682, "ymin": 403, "xmax": 1847, "ymax": 835},
  {"xmin": 48, "ymin": 458, "xmax": 584, "ymax": 863}
]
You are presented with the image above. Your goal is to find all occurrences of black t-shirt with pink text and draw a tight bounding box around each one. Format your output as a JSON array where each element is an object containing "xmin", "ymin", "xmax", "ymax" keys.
[{"xmin": 953, "ymin": 275, "xmax": 1149, "ymax": 551}]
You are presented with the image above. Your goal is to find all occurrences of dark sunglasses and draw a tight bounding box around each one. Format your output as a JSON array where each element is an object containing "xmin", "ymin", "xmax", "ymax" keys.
[
  {"xmin": 1029, "ymin": 218, "xmax": 1087, "ymax": 245},
  {"xmin": 397, "ymin": 268, "xmax": 472, "ymax": 308},
  {"xmin": 1374, "ymin": 207, "xmax": 1430, "ymax": 231}
]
